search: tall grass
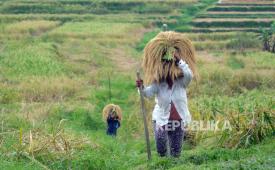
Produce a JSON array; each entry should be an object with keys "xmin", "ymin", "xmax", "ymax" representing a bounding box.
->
[
  {"xmin": 5, "ymin": 20, "xmax": 60, "ymax": 35},
  {"xmin": 0, "ymin": 41, "xmax": 67, "ymax": 78}
]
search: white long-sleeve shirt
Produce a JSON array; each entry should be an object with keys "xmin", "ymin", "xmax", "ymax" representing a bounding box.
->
[{"xmin": 141, "ymin": 60, "xmax": 193, "ymax": 126}]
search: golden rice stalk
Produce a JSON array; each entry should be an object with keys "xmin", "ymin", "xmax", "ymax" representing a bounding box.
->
[
  {"xmin": 142, "ymin": 31, "xmax": 198, "ymax": 85},
  {"xmin": 184, "ymin": 129, "xmax": 197, "ymax": 146},
  {"xmin": 29, "ymin": 130, "xmax": 33, "ymax": 154},
  {"xmin": 102, "ymin": 104, "xmax": 122, "ymax": 121}
]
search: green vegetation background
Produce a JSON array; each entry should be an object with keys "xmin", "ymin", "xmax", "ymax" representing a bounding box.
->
[{"xmin": 0, "ymin": 0, "xmax": 274, "ymax": 169}]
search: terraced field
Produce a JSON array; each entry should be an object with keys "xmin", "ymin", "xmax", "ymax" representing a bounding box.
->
[
  {"xmin": 186, "ymin": 0, "xmax": 275, "ymax": 51},
  {"xmin": 192, "ymin": 0, "xmax": 274, "ymax": 32}
]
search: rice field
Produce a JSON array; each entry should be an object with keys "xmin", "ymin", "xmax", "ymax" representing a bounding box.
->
[
  {"xmin": 220, "ymin": 0, "xmax": 274, "ymax": 4},
  {"xmin": 0, "ymin": 0, "xmax": 275, "ymax": 169},
  {"xmin": 187, "ymin": 0, "xmax": 275, "ymax": 51}
]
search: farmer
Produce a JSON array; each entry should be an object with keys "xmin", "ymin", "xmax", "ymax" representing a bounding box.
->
[
  {"xmin": 103, "ymin": 104, "xmax": 122, "ymax": 136},
  {"xmin": 136, "ymin": 31, "xmax": 197, "ymax": 157}
]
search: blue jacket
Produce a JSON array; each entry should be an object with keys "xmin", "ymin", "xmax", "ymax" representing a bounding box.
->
[{"xmin": 106, "ymin": 116, "xmax": 120, "ymax": 136}]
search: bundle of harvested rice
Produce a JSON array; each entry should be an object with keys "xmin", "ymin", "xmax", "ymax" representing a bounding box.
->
[
  {"xmin": 102, "ymin": 104, "xmax": 122, "ymax": 121},
  {"xmin": 142, "ymin": 31, "xmax": 198, "ymax": 85}
]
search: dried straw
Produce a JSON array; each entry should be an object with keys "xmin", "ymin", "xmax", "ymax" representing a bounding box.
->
[
  {"xmin": 102, "ymin": 104, "xmax": 122, "ymax": 121},
  {"xmin": 142, "ymin": 31, "xmax": 198, "ymax": 85}
]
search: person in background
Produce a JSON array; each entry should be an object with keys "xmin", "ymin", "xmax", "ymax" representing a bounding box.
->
[{"xmin": 106, "ymin": 108, "xmax": 121, "ymax": 136}]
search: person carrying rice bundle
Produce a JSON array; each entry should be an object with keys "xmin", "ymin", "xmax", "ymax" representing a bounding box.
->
[
  {"xmin": 102, "ymin": 104, "xmax": 122, "ymax": 136},
  {"xmin": 136, "ymin": 31, "xmax": 198, "ymax": 157}
]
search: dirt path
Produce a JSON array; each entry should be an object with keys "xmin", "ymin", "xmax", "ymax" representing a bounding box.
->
[
  {"xmin": 110, "ymin": 48, "xmax": 140, "ymax": 72},
  {"xmin": 197, "ymin": 51, "xmax": 223, "ymax": 64},
  {"xmin": 109, "ymin": 27, "xmax": 152, "ymax": 72}
]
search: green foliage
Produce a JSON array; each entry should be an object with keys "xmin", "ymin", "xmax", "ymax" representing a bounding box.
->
[
  {"xmin": 0, "ymin": 1, "xmax": 189, "ymax": 14},
  {"xmin": 187, "ymin": 28, "xmax": 261, "ymax": 33},
  {"xmin": 208, "ymin": 6, "xmax": 275, "ymax": 12},
  {"xmin": 136, "ymin": 30, "xmax": 159, "ymax": 51},
  {"xmin": 168, "ymin": 0, "xmax": 218, "ymax": 32},
  {"xmin": 192, "ymin": 21, "xmax": 273, "ymax": 28},
  {"xmin": 227, "ymin": 56, "xmax": 245, "ymax": 69},
  {"xmin": 0, "ymin": 41, "xmax": 67, "ymax": 78},
  {"xmin": 0, "ymin": 89, "xmax": 21, "ymax": 104},
  {"xmin": 259, "ymin": 22, "xmax": 275, "ymax": 52},
  {"xmin": 197, "ymin": 13, "xmax": 275, "ymax": 19}
]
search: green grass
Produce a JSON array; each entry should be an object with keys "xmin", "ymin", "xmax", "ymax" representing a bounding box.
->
[
  {"xmin": 191, "ymin": 21, "xmax": 273, "ymax": 28},
  {"xmin": 217, "ymin": 3, "xmax": 275, "ymax": 6},
  {"xmin": 187, "ymin": 32, "xmax": 242, "ymax": 41},
  {"xmin": 168, "ymin": 137, "xmax": 275, "ymax": 169},
  {"xmin": 163, "ymin": 0, "xmax": 218, "ymax": 32},
  {"xmin": 136, "ymin": 30, "xmax": 160, "ymax": 51},
  {"xmin": 208, "ymin": 6, "xmax": 275, "ymax": 12},
  {"xmin": 50, "ymin": 21, "xmax": 141, "ymax": 36},
  {"xmin": 0, "ymin": 40, "xmax": 67, "ymax": 78},
  {"xmin": 227, "ymin": 56, "xmax": 245, "ymax": 69},
  {"xmin": 0, "ymin": 1, "xmax": 192, "ymax": 14},
  {"xmin": 197, "ymin": 13, "xmax": 275, "ymax": 19}
]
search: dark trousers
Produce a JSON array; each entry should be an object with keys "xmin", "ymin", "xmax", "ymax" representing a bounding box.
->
[{"xmin": 153, "ymin": 120, "xmax": 184, "ymax": 157}]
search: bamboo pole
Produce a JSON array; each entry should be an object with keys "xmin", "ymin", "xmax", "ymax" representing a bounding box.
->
[{"xmin": 136, "ymin": 71, "xmax": 151, "ymax": 161}]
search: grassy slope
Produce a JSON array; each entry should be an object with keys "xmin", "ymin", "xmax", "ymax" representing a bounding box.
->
[{"xmin": 0, "ymin": 0, "xmax": 275, "ymax": 169}]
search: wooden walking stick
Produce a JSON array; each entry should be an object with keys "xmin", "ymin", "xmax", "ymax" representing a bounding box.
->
[{"xmin": 136, "ymin": 71, "xmax": 152, "ymax": 161}]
